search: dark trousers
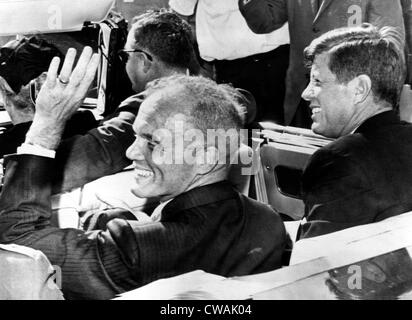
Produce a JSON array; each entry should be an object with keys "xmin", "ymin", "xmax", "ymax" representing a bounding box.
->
[{"xmin": 214, "ymin": 44, "xmax": 290, "ymax": 124}]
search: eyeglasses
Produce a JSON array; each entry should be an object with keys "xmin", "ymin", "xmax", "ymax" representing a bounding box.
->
[{"xmin": 118, "ymin": 49, "xmax": 153, "ymax": 64}]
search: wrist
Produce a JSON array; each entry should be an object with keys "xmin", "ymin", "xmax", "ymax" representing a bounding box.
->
[{"xmin": 25, "ymin": 116, "xmax": 66, "ymax": 150}]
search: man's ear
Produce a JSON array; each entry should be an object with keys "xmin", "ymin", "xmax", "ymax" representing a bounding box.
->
[
  {"xmin": 142, "ymin": 54, "xmax": 153, "ymax": 74},
  {"xmin": 352, "ymin": 74, "xmax": 372, "ymax": 105}
]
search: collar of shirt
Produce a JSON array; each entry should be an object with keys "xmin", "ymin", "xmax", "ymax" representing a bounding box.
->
[{"xmin": 151, "ymin": 198, "xmax": 174, "ymax": 222}]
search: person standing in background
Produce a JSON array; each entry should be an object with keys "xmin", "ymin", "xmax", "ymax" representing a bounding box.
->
[
  {"xmin": 401, "ymin": 0, "xmax": 412, "ymax": 85},
  {"xmin": 114, "ymin": 0, "xmax": 169, "ymax": 24},
  {"xmin": 170, "ymin": 0, "xmax": 290, "ymax": 124},
  {"xmin": 239, "ymin": 0, "xmax": 406, "ymax": 128}
]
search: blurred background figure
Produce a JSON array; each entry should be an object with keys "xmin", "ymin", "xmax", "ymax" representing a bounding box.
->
[
  {"xmin": 0, "ymin": 37, "xmax": 98, "ymax": 158},
  {"xmin": 401, "ymin": 0, "xmax": 412, "ymax": 85},
  {"xmin": 239, "ymin": 0, "xmax": 407, "ymax": 128},
  {"xmin": 114, "ymin": 0, "xmax": 169, "ymax": 24},
  {"xmin": 170, "ymin": 0, "xmax": 290, "ymax": 124}
]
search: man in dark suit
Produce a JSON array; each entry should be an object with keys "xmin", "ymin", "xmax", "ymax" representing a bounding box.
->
[
  {"xmin": 41, "ymin": 9, "xmax": 254, "ymax": 195},
  {"xmin": 239, "ymin": 0, "xmax": 406, "ymax": 127},
  {"xmin": 297, "ymin": 24, "xmax": 412, "ymax": 239},
  {"xmin": 0, "ymin": 39, "xmax": 287, "ymax": 300},
  {"xmin": 23, "ymin": 9, "xmax": 201, "ymax": 194}
]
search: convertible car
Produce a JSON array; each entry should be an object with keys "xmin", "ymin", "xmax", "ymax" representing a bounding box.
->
[{"xmin": 1, "ymin": 0, "xmax": 412, "ymax": 301}]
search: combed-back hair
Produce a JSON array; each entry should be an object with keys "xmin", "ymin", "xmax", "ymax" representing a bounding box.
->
[
  {"xmin": 304, "ymin": 24, "xmax": 406, "ymax": 109},
  {"xmin": 131, "ymin": 9, "xmax": 200, "ymax": 74},
  {"xmin": 145, "ymin": 75, "xmax": 246, "ymax": 133}
]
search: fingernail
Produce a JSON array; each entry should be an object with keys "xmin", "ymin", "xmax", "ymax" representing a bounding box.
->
[
  {"xmin": 67, "ymin": 48, "xmax": 77, "ymax": 55},
  {"xmin": 92, "ymin": 53, "xmax": 100, "ymax": 61}
]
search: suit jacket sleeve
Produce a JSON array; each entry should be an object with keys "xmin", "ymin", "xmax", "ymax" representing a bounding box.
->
[
  {"xmin": 51, "ymin": 99, "xmax": 140, "ymax": 194},
  {"xmin": 368, "ymin": 0, "xmax": 406, "ymax": 43},
  {"xmin": 299, "ymin": 148, "xmax": 376, "ymax": 239},
  {"xmin": 0, "ymin": 155, "xmax": 141, "ymax": 300},
  {"xmin": 401, "ymin": 0, "xmax": 412, "ymax": 84},
  {"xmin": 402, "ymin": 0, "xmax": 412, "ymax": 51},
  {"xmin": 238, "ymin": 0, "xmax": 287, "ymax": 34}
]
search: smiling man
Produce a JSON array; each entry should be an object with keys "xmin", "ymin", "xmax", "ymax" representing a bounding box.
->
[
  {"xmin": 297, "ymin": 24, "xmax": 412, "ymax": 239},
  {"xmin": 125, "ymin": 77, "xmax": 245, "ymax": 202},
  {"xmin": 34, "ymin": 9, "xmax": 201, "ymax": 194},
  {"xmin": 0, "ymin": 58, "xmax": 287, "ymax": 299},
  {"xmin": 239, "ymin": 0, "xmax": 408, "ymax": 127}
]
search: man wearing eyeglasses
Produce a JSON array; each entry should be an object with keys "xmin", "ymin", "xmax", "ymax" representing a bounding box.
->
[
  {"xmin": 40, "ymin": 9, "xmax": 202, "ymax": 194},
  {"xmin": 0, "ymin": 9, "xmax": 287, "ymax": 299},
  {"xmin": 43, "ymin": 9, "xmax": 252, "ymax": 195},
  {"xmin": 120, "ymin": 11, "xmax": 200, "ymax": 94}
]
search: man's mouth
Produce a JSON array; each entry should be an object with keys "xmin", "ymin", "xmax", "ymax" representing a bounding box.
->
[
  {"xmin": 134, "ymin": 168, "xmax": 154, "ymax": 178},
  {"xmin": 311, "ymin": 106, "xmax": 322, "ymax": 115},
  {"xmin": 133, "ymin": 163, "xmax": 154, "ymax": 179}
]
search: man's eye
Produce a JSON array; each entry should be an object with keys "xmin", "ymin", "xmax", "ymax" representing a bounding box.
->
[
  {"xmin": 148, "ymin": 142, "xmax": 156, "ymax": 150},
  {"xmin": 313, "ymin": 79, "xmax": 322, "ymax": 86}
]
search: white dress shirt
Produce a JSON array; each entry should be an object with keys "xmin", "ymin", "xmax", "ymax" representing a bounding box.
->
[{"xmin": 169, "ymin": 0, "xmax": 290, "ymax": 61}]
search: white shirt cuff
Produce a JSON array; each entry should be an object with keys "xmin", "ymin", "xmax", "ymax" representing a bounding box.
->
[{"xmin": 17, "ymin": 143, "xmax": 56, "ymax": 159}]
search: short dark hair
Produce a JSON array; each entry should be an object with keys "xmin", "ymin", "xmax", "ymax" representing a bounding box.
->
[
  {"xmin": 131, "ymin": 9, "xmax": 199, "ymax": 74},
  {"xmin": 304, "ymin": 24, "xmax": 406, "ymax": 108}
]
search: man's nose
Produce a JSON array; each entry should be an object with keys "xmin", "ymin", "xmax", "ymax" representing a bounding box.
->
[
  {"xmin": 302, "ymin": 84, "xmax": 314, "ymax": 102},
  {"xmin": 126, "ymin": 139, "xmax": 145, "ymax": 161}
]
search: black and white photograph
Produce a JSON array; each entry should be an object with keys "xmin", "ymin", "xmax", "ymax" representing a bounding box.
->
[{"xmin": 0, "ymin": 0, "xmax": 412, "ymax": 308}]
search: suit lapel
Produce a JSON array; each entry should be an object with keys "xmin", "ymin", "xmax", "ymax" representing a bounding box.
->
[
  {"xmin": 310, "ymin": 0, "xmax": 320, "ymax": 14},
  {"xmin": 313, "ymin": 0, "xmax": 334, "ymax": 25}
]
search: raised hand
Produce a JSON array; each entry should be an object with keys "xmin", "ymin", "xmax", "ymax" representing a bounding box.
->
[{"xmin": 26, "ymin": 47, "xmax": 100, "ymax": 150}]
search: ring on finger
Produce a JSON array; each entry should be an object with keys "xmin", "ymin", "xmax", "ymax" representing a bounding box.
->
[{"xmin": 58, "ymin": 76, "xmax": 70, "ymax": 85}]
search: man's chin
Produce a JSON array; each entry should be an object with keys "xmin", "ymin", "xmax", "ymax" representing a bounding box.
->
[
  {"xmin": 132, "ymin": 82, "xmax": 144, "ymax": 94},
  {"xmin": 131, "ymin": 189, "xmax": 148, "ymax": 199},
  {"xmin": 311, "ymin": 123, "xmax": 322, "ymax": 135},
  {"xmin": 312, "ymin": 125, "xmax": 336, "ymax": 139},
  {"xmin": 130, "ymin": 185, "xmax": 156, "ymax": 199}
]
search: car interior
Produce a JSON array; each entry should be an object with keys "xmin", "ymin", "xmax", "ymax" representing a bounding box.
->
[{"xmin": 1, "ymin": 0, "xmax": 412, "ymax": 301}]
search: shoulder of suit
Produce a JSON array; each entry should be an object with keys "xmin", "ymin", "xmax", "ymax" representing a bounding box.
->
[
  {"xmin": 306, "ymin": 133, "xmax": 372, "ymax": 174},
  {"xmin": 318, "ymin": 133, "xmax": 369, "ymax": 156}
]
